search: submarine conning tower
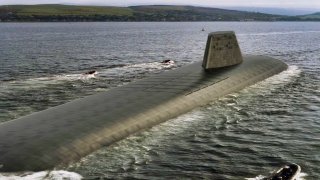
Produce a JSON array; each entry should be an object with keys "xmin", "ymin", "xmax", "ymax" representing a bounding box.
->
[
  {"xmin": 0, "ymin": 31, "xmax": 287, "ymax": 172},
  {"xmin": 202, "ymin": 31, "xmax": 243, "ymax": 70}
]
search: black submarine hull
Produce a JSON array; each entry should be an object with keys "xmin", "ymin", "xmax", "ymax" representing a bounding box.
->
[{"xmin": 0, "ymin": 55, "xmax": 287, "ymax": 172}]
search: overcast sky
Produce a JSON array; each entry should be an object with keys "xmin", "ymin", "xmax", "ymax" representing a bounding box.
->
[{"xmin": 0, "ymin": 0, "xmax": 319, "ymax": 9}]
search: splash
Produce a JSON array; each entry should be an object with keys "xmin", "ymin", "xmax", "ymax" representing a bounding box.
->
[
  {"xmin": 239, "ymin": 65, "xmax": 301, "ymax": 96},
  {"xmin": 98, "ymin": 61, "xmax": 176, "ymax": 78},
  {"xmin": 246, "ymin": 172, "xmax": 308, "ymax": 180},
  {"xmin": 0, "ymin": 73, "xmax": 97, "ymax": 90},
  {"xmin": 0, "ymin": 61, "xmax": 176, "ymax": 91},
  {"xmin": 257, "ymin": 65, "xmax": 301, "ymax": 86},
  {"xmin": 0, "ymin": 170, "xmax": 82, "ymax": 180}
]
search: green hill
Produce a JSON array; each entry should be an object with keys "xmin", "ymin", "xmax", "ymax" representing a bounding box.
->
[
  {"xmin": 0, "ymin": 4, "xmax": 132, "ymax": 16},
  {"xmin": 297, "ymin": 12, "xmax": 320, "ymax": 20},
  {"xmin": 0, "ymin": 4, "xmax": 133, "ymax": 21},
  {"xmin": 129, "ymin": 5, "xmax": 283, "ymax": 21},
  {"xmin": 0, "ymin": 4, "xmax": 316, "ymax": 22}
]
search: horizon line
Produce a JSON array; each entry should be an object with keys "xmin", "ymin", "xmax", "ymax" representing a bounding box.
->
[{"xmin": 0, "ymin": 3, "xmax": 319, "ymax": 10}]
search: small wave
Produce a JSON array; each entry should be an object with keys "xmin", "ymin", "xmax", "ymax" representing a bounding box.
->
[
  {"xmin": 297, "ymin": 172, "xmax": 308, "ymax": 180},
  {"xmin": 88, "ymin": 63, "xmax": 127, "ymax": 69},
  {"xmin": 32, "ymin": 73, "xmax": 96, "ymax": 83},
  {"xmin": 0, "ymin": 61, "xmax": 176, "ymax": 90},
  {"xmin": 96, "ymin": 61, "xmax": 176, "ymax": 79},
  {"xmin": 128, "ymin": 61, "xmax": 175, "ymax": 69},
  {"xmin": 249, "ymin": 65, "xmax": 301, "ymax": 91},
  {"xmin": 245, "ymin": 174, "xmax": 266, "ymax": 180},
  {"xmin": 239, "ymin": 30, "xmax": 320, "ymax": 36},
  {"xmin": 0, "ymin": 73, "xmax": 96, "ymax": 90},
  {"xmin": 212, "ymin": 65, "xmax": 301, "ymax": 103},
  {"xmin": 246, "ymin": 172, "xmax": 308, "ymax": 180},
  {"xmin": 259, "ymin": 109, "xmax": 290, "ymax": 116},
  {"xmin": 0, "ymin": 170, "xmax": 82, "ymax": 180}
]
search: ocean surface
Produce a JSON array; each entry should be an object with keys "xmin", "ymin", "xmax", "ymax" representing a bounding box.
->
[{"xmin": 0, "ymin": 22, "xmax": 319, "ymax": 179}]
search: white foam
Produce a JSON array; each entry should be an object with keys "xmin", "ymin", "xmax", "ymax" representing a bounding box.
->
[
  {"xmin": 0, "ymin": 61, "xmax": 176, "ymax": 91},
  {"xmin": 97, "ymin": 61, "xmax": 176, "ymax": 79},
  {"xmin": 297, "ymin": 172, "xmax": 308, "ymax": 180},
  {"xmin": 0, "ymin": 170, "xmax": 82, "ymax": 180},
  {"xmin": 246, "ymin": 172, "xmax": 308, "ymax": 180},
  {"xmin": 245, "ymin": 174, "xmax": 265, "ymax": 180},
  {"xmin": 128, "ymin": 61, "xmax": 175, "ymax": 69},
  {"xmin": 1, "ymin": 73, "xmax": 97, "ymax": 90},
  {"xmin": 32, "ymin": 74, "xmax": 93, "ymax": 83},
  {"xmin": 244, "ymin": 65, "xmax": 301, "ymax": 93}
]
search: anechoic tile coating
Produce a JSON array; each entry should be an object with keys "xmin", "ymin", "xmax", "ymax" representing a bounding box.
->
[{"xmin": 0, "ymin": 55, "xmax": 287, "ymax": 172}]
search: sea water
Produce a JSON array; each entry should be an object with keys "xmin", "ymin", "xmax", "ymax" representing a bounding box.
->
[{"xmin": 0, "ymin": 22, "xmax": 319, "ymax": 179}]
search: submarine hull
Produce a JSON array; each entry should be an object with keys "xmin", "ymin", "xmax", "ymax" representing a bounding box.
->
[{"xmin": 0, "ymin": 55, "xmax": 287, "ymax": 172}]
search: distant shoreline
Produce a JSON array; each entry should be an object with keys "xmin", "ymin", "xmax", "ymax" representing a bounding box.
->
[
  {"xmin": 1, "ymin": 20, "xmax": 319, "ymax": 23},
  {"xmin": 1, "ymin": 4, "xmax": 319, "ymax": 22}
]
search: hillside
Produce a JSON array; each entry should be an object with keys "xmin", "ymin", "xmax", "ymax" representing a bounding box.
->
[
  {"xmin": 129, "ymin": 5, "xmax": 283, "ymax": 21},
  {"xmin": 0, "ymin": 4, "xmax": 316, "ymax": 22},
  {"xmin": 0, "ymin": 4, "xmax": 134, "ymax": 21},
  {"xmin": 297, "ymin": 12, "xmax": 320, "ymax": 20}
]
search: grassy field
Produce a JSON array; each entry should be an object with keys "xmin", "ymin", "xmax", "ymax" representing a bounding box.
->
[
  {"xmin": 0, "ymin": 4, "xmax": 133, "ymax": 16},
  {"xmin": 130, "ymin": 5, "xmax": 190, "ymax": 12}
]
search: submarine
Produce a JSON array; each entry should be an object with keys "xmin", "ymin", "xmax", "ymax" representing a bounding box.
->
[{"xmin": 0, "ymin": 31, "xmax": 287, "ymax": 172}]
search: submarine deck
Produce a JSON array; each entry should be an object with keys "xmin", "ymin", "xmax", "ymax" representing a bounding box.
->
[{"xmin": 0, "ymin": 55, "xmax": 287, "ymax": 171}]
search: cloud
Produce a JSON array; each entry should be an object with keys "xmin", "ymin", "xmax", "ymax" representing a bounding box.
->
[{"xmin": 0, "ymin": 0, "xmax": 319, "ymax": 9}]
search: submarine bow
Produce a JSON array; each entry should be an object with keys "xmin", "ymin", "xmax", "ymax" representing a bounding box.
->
[{"xmin": 0, "ymin": 31, "xmax": 287, "ymax": 172}]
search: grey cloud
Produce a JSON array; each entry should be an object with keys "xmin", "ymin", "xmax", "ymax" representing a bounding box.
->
[{"xmin": 0, "ymin": 0, "xmax": 319, "ymax": 9}]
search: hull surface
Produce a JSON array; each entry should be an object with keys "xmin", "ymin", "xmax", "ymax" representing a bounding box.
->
[{"xmin": 0, "ymin": 55, "xmax": 287, "ymax": 171}]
